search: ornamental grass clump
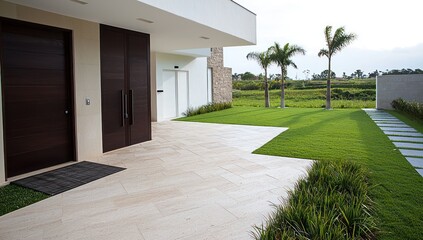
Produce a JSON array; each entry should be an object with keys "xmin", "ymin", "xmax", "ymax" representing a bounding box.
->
[
  {"xmin": 182, "ymin": 102, "xmax": 232, "ymax": 117},
  {"xmin": 392, "ymin": 98, "xmax": 423, "ymax": 120},
  {"xmin": 252, "ymin": 160, "xmax": 376, "ymax": 240}
]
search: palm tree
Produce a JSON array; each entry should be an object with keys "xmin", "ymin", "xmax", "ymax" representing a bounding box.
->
[
  {"xmin": 246, "ymin": 49, "xmax": 272, "ymax": 107},
  {"xmin": 269, "ymin": 43, "xmax": 306, "ymax": 108},
  {"xmin": 318, "ymin": 26, "xmax": 357, "ymax": 109}
]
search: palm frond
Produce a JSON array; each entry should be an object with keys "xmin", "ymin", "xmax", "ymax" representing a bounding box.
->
[
  {"xmin": 318, "ymin": 49, "xmax": 329, "ymax": 58},
  {"xmin": 287, "ymin": 44, "xmax": 306, "ymax": 57},
  {"xmin": 331, "ymin": 27, "xmax": 357, "ymax": 55},
  {"xmin": 324, "ymin": 25, "xmax": 333, "ymax": 48},
  {"xmin": 268, "ymin": 42, "xmax": 283, "ymax": 66},
  {"xmin": 286, "ymin": 59, "xmax": 298, "ymax": 69},
  {"xmin": 246, "ymin": 51, "xmax": 260, "ymax": 61},
  {"xmin": 246, "ymin": 50, "xmax": 272, "ymax": 70}
]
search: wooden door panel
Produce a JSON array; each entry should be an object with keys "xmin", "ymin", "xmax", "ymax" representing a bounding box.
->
[
  {"xmin": 100, "ymin": 26, "xmax": 127, "ymax": 152},
  {"xmin": 4, "ymin": 86, "xmax": 68, "ymax": 138},
  {"xmin": 1, "ymin": 18, "xmax": 74, "ymax": 177},
  {"xmin": 2, "ymin": 27, "xmax": 65, "ymax": 55},
  {"xmin": 3, "ymin": 68, "xmax": 66, "ymax": 86},
  {"xmin": 6, "ymin": 128, "xmax": 71, "ymax": 157},
  {"xmin": 7, "ymin": 143, "xmax": 72, "ymax": 177},
  {"xmin": 2, "ymin": 49, "xmax": 66, "ymax": 70},
  {"xmin": 128, "ymin": 33, "xmax": 151, "ymax": 144}
]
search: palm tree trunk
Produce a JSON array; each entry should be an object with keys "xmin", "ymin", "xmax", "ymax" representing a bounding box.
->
[
  {"xmin": 280, "ymin": 67, "xmax": 285, "ymax": 108},
  {"xmin": 264, "ymin": 68, "xmax": 270, "ymax": 107},
  {"xmin": 326, "ymin": 58, "xmax": 332, "ymax": 109}
]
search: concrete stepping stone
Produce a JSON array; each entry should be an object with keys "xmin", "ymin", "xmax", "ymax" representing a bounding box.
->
[
  {"xmin": 367, "ymin": 113, "xmax": 394, "ymax": 117},
  {"xmin": 384, "ymin": 131, "xmax": 423, "ymax": 137},
  {"xmin": 368, "ymin": 113, "xmax": 394, "ymax": 116},
  {"xmin": 372, "ymin": 118, "xmax": 399, "ymax": 121},
  {"xmin": 416, "ymin": 169, "xmax": 423, "ymax": 177},
  {"xmin": 375, "ymin": 120, "xmax": 404, "ymax": 122},
  {"xmin": 388, "ymin": 136, "xmax": 423, "ymax": 143},
  {"xmin": 380, "ymin": 127, "xmax": 417, "ymax": 132},
  {"xmin": 368, "ymin": 113, "xmax": 393, "ymax": 116},
  {"xmin": 375, "ymin": 121, "xmax": 404, "ymax": 125},
  {"xmin": 377, "ymin": 123, "xmax": 409, "ymax": 127},
  {"xmin": 367, "ymin": 114, "xmax": 396, "ymax": 118},
  {"xmin": 374, "ymin": 119, "xmax": 402, "ymax": 121},
  {"xmin": 406, "ymin": 157, "xmax": 423, "ymax": 168},
  {"xmin": 393, "ymin": 142, "xmax": 423, "ymax": 149},
  {"xmin": 399, "ymin": 149, "xmax": 423, "ymax": 157}
]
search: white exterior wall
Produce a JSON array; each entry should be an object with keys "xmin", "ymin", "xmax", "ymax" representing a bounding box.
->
[
  {"xmin": 376, "ymin": 74, "xmax": 423, "ymax": 109},
  {"xmin": 137, "ymin": 0, "xmax": 256, "ymax": 45},
  {"xmin": 0, "ymin": 1, "xmax": 103, "ymax": 183},
  {"xmin": 152, "ymin": 53, "xmax": 208, "ymax": 121}
]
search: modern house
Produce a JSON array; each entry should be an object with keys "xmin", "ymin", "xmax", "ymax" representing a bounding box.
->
[{"xmin": 0, "ymin": 0, "xmax": 256, "ymax": 184}]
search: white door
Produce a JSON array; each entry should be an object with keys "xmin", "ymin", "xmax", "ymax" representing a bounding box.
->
[
  {"xmin": 163, "ymin": 71, "xmax": 177, "ymax": 119},
  {"xmin": 162, "ymin": 70, "xmax": 189, "ymax": 119}
]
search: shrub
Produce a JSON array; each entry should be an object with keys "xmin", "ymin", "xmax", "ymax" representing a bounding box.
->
[
  {"xmin": 269, "ymin": 81, "xmax": 281, "ymax": 90},
  {"xmin": 233, "ymin": 80, "xmax": 262, "ymax": 90},
  {"xmin": 182, "ymin": 102, "xmax": 232, "ymax": 117},
  {"xmin": 332, "ymin": 89, "xmax": 375, "ymax": 101},
  {"xmin": 392, "ymin": 98, "xmax": 423, "ymax": 120},
  {"xmin": 252, "ymin": 160, "xmax": 376, "ymax": 240}
]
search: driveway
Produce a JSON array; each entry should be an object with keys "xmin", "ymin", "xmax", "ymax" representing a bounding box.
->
[{"xmin": 0, "ymin": 121, "xmax": 312, "ymax": 240}]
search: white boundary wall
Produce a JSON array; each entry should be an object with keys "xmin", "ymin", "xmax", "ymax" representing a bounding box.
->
[{"xmin": 376, "ymin": 74, "xmax": 423, "ymax": 109}]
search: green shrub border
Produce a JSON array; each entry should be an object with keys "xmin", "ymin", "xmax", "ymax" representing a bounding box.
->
[
  {"xmin": 391, "ymin": 98, "xmax": 423, "ymax": 120},
  {"xmin": 252, "ymin": 160, "xmax": 376, "ymax": 240},
  {"xmin": 182, "ymin": 102, "xmax": 232, "ymax": 117}
]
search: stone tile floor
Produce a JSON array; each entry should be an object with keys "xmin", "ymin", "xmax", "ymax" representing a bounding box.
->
[
  {"xmin": 0, "ymin": 121, "xmax": 312, "ymax": 240},
  {"xmin": 364, "ymin": 109, "xmax": 423, "ymax": 177}
]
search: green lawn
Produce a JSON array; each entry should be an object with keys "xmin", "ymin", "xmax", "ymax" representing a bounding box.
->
[
  {"xmin": 178, "ymin": 107, "xmax": 423, "ymax": 240},
  {"xmin": 0, "ymin": 184, "xmax": 48, "ymax": 216}
]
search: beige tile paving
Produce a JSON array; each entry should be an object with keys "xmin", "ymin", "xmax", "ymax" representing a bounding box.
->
[{"xmin": 0, "ymin": 121, "xmax": 312, "ymax": 240}]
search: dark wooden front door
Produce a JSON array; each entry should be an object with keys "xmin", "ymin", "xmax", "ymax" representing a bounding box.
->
[
  {"xmin": 100, "ymin": 25, "xmax": 151, "ymax": 152},
  {"xmin": 0, "ymin": 19, "xmax": 74, "ymax": 178}
]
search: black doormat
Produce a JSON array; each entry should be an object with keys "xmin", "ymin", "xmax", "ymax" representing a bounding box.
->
[{"xmin": 11, "ymin": 161, "xmax": 125, "ymax": 196}]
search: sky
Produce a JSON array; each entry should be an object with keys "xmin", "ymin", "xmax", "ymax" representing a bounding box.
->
[{"xmin": 224, "ymin": 0, "xmax": 423, "ymax": 79}]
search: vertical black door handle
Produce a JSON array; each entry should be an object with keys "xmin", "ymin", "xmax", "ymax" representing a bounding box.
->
[
  {"xmin": 129, "ymin": 89, "xmax": 135, "ymax": 125},
  {"xmin": 121, "ymin": 90, "xmax": 125, "ymax": 126},
  {"xmin": 124, "ymin": 93, "xmax": 129, "ymax": 119}
]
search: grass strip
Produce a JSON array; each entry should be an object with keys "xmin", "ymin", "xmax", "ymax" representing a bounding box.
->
[
  {"xmin": 0, "ymin": 184, "xmax": 48, "ymax": 216},
  {"xmin": 252, "ymin": 160, "xmax": 376, "ymax": 240}
]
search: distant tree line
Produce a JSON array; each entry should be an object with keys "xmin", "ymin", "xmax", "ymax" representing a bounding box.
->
[
  {"xmin": 232, "ymin": 72, "xmax": 287, "ymax": 81},
  {"xmin": 234, "ymin": 68, "xmax": 423, "ymax": 81}
]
